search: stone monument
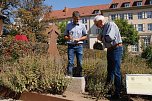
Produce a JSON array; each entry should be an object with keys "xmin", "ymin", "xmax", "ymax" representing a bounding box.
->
[{"xmin": 46, "ymin": 24, "xmax": 61, "ymax": 59}]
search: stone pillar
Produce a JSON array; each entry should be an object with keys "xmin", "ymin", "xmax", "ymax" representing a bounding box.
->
[{"xmin": 47, "ymin": 25, "xmax": 61, "ymax": 59}]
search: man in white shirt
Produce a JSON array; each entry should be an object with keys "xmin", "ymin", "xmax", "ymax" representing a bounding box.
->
[{"xmin": 64, "ymin": 11, "xmax": 87, "ymax": 77}]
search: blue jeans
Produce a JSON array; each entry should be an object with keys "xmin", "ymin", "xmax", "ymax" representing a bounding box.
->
[
  {"xmin": 106, "ymin": 46, "xmax": 123, "ymax": 95},
  {"xmin": 67, "ymin": 45, "xmax": 83, "ymax": 76}
]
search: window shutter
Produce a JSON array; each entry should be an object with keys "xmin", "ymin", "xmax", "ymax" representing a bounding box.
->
[
  {"xmin": 134, "ymin": 24, "xmax": 137, "ymax": 31},
  {"xmin": 143, "ymin": 24, "xmax": 145, "ymax": 31},
  {"xmin": 145, "ymin": 12, "xmax": 147, "ymax": 18}
]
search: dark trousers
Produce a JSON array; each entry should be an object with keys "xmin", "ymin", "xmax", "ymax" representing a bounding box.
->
[
  {"xmin": 106, "ymin": 46, "xmax": 123, "ymax": 95},
  {"xmin": 67, "ymin": 45, "xmax": 83, "ymax": 77}
]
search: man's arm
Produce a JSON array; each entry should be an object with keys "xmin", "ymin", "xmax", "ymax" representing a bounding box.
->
[
  {"xmin": 64, "ymin": 24, "xmax": 72, "ymax": 41},
  {"xmin": 74, "ymin": 35, "xmax": 87, "ymax": 42},
  {"xmin": 104, "ymin": 22, "xmax": 115, "ymax": 42}
]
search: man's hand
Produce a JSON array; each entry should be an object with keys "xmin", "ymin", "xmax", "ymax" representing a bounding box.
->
[
  {"xmin": 64, "ymin": 35, "xmax": 73, "ymax": 41},
  {"xmin": 74, "ymin": 38, "xmax": 80, "ymax": 42}
]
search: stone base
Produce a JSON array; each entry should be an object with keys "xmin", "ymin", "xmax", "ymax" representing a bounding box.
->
[{"xmin": 65, "ymin": 77, "xmax": 85, "ymax": 94}]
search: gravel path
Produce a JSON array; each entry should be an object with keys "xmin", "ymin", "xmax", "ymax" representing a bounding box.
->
[
  {"xmin": 0, "ymin": 92, "xmax": 149, "ymax": 101},
  {"xmin": 51, "ymin": 91, "xmax": 108, "ymax": 101},
  {"xmin": 50, "ymin": 91, "xmax": 149, "ymax": 101}
]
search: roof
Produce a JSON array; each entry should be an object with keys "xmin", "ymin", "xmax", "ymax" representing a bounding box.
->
[
  {"xmin": 110, "ymin": 0, "xmax": 147, "ymax": 8},
  {"xmin": 44, "ymin": 4, "xmax": 109, "ymax": 20},
  {"xmin": 44, "ymin": 0, "xmax": 151, "ymax": 20}
]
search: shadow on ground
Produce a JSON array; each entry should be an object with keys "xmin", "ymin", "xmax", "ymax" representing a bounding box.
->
[{"xmin": 104, "ymin": 94, "xmax": 152, "ymax": 101}]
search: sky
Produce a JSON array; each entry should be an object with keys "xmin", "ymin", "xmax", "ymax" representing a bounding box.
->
[{"xmin": 44, "ymin": 0, "xmax": 112, "ymax": 10}]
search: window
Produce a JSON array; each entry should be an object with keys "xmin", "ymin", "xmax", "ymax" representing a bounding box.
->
[
  {"xmin": 85, "ymin": 25, "xmax": 88, "ymax": 30},
  {"xmin": 119, "ymin": 13, "xmax": 133, "ymax": 20},
  {"xmin": 128, "ymin": 13, "xmax": 133, "ymax": 19},
  {"xmin": 138, "ymin": 12, "xmax": 146, "ymax": 19},
  {"xmin": 138, "ymin": 24, "xmax": 143, "ymax": 31},
  {"xmin": 124, "ymin": 3, "xmax": 130, "ymax": 7},
  {"xmin": 137, "ymin": 1, "xmax": 142, "ymax": 6},
  {"xmin": 67, "ymin": 21, "xmax": 70, "ymax": 23},
  {"xmin": 68, "ymin": 19, "xmax": 72, "ymax": 23},
  {"xmin": 143, "ymin": 37, "xmax": 151, "ymax": 47},
  {"xmin": 138, "ymin": 12, "xmax": 142, "ymax": 19},
  {"xmin": 131, "ymin": 44, "xmax": 139, "ymax": 52},
  {"xmin": 94, "ymin": 10, "xmax": 100, "ymax": 14},
  {"xmin": 111, "ymin": 4, "xmax": 117, "ymax": 8},
  {"xmin": 119, "ymin": 14, "xmax": 124, "ymax": 19},
  {"xmin": 147, "ymin": 11, "xmax": 152, "ymax": 18},
  {"xmin": 111, "ymin": 14, "xmax": 116, "ymax": 20},
  {"xmin": 124, "ymin": 13, "xmax": 128, "ymax": 19},
  {"xmin": 148, "ymin": 23, "xmax": 152, "ymax": 31},
  {"xmin": 150, "ymin": 0, "xmax": 152, "ymax": 5},
  {"xmin": 82, "ymin": 18, "xmax": 87, "ymax": 23}
]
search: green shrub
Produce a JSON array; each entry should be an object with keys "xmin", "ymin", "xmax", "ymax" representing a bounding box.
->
[
  {"xmin": 0, "ymin": 36, "xmax": 49, "ymax": 63},
  {"xmin": 0, "ymin": 55, "xmax": 68, "ymax": 94},
  {"xmin": 1, "ymin": 43, "xmax": 152, "ymax": 100},
  {"xmin": 141, "ymin": 45, "xmax": 152, "ymax": 59},
  {"xmin": 0, "ymin": 36, "xmax": 33, "ymax": 63},
  {"xmin": 82, "ymin": 50, "xmax": 107, "ymax": 99},
  {"xmin": 141, "ymin": 44, "xmax": 152, "ymax": 68}
]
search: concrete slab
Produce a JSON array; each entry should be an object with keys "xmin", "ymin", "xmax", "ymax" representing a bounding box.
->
[{"xmin": 65, "ymin": 77, "xmax": 85, "ymax": 94}]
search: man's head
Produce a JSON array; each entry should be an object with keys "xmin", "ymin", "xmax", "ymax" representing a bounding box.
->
[
  {"xmin": 94, "ymin": 15, "xmax": 105, "ymax": 28},
  {"xmin": 72, "ymin": 11, "xmax": 80, "ymax": 24}
]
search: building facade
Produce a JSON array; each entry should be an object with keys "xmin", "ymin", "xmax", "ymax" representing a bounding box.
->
[
  {"xmin": 46, "ymin": 0, "xmax": 152, "ymax": 52},
  {"xmin": 104, "ymin": 0, "xmax": 152, "ymax": 53}
]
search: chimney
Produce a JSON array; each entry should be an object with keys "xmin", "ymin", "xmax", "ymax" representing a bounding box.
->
[
  {"xmin": 63, "ymin": 7, "xmax": 67, "ymax": 12},
  {"xmin": 63, "ymin": 7, "xmax": 68, "ymax": 16}
]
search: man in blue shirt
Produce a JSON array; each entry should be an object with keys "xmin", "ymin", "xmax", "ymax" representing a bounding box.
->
[
  {"xmin": 64, "ymin": 11, "xmax": 87, "ymax": 77},
  {"xmin": 94, "ymin": 15, "xmax": 123, "ymax": 99}
]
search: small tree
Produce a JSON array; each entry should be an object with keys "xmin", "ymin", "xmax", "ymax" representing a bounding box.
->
[
  {"xmin": 114, "ymin": 19, "xmax": 139, "ymax": 45},
  {"xmin": 114, "ymin": 19, "xmax": 139, "ymax": 60},
  {"xmin": 12, "ymin": 0, "xmax": 52, "ymax": 42},
  {"xmin": 0, "ymin": 0, "xmax": 52, "ymax": 43},
  {"xmin": 141, "ymin": 44, "xmax": 152, "ymax": 68},
  {"xmin": 57, "ymin": 20, "xmax": 68, "ymax": 45}
]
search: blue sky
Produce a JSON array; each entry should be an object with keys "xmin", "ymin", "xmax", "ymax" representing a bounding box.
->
[{"xmin": 44, "ymin": 0, "xmax": 112, "ymax": 10}]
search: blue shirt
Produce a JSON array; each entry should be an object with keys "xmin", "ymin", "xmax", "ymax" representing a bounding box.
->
[
  {"xmin": 64, "ymin": 22, "xmax": 87, "ymax": 44},
  {"xmin": 101, "ymin": 21, "xmax": 122, "ymax": 48}
]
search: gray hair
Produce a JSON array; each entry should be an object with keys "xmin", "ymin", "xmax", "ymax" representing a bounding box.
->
[
  {"xmin": 94, "ymin": 15, "xmax": 105, "ymax": 23},
  {"xmin": 72, "ymin": 11, "xmax": 80, "ymax": 17}
]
